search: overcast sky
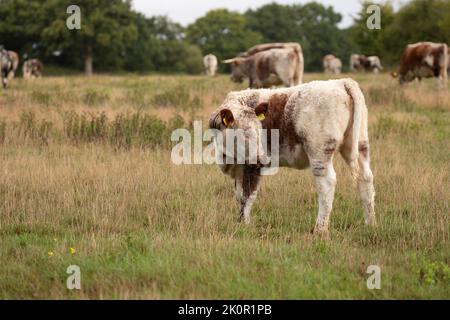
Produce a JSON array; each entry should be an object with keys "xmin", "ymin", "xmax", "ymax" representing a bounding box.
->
[{"xmin": 132, "ymin": 0, "xmax": 365, "ymax": 28}]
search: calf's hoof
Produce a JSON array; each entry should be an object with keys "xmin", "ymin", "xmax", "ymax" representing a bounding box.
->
[
  {"xmin": 238, "ymin": 215, "xmax": 251, "ymax": 225},
  {"xmin": 365, "ymin": 217, "xmax": 377, "ymax": 228},
  {"xmin": 312, "ymin": 225, "xmax": 329, "ymax": 236}
]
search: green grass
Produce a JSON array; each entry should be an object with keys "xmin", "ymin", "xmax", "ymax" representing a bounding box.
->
[{"xmin": 0, "ymin": 74, "xmax": 449, "ymax": 299}]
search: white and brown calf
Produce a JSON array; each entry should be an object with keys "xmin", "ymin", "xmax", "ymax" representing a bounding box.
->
[{"xmin": 209, "ymin": 79, "xmax": 376, "ymax": 233}]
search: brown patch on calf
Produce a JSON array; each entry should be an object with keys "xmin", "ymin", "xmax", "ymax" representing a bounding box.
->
[
  {"xmin": 359, "ymin": 141, "xmax": 370, "ymax": 159},
  {"xmin": 255, "ymin": 93, "xmax": 291, "ymax": 146},
  {"xmin": 324, "ymin": 138, "xmax": 337, "ymax": 157},
  {"xmin": 242, "ymin": 166, "xmax": 261, "ymax": 198}
]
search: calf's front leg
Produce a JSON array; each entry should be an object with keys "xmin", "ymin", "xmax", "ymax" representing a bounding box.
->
[{"xmin": 235, "ymin": 165, "xmax": 261, "ymax": 224}]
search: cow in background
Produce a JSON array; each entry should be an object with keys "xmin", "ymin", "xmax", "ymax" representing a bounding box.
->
[
  {"xmin": 23, "ymin": 59, "xmax": 43, "ymax": 79},
  {"xmin": 323, "ymin": 54, "xmax": 342, "ymax": 74},
  {"xmin": 7, "ymin": 51, "xmax": 19, "ymax": 79},
  {"xmin": 223, "ymin": 42, "xmax": 304, "ymax": 88},
  {"xmin": 393, "ymin": 42, "xmax": 448, "ymax": 87},
  {"xmin": 367, "ymin": 56, "xmax": 383, "ymax": 73},
  {"xmin": 350, "ymin": 54, "xmax": 383, "ymax": 73},
  {"xmin": 350, "ymin": 54, "xmax": 365, "ymax": 72},
  {"xmin": 447, "ymin": 47, "xmax": 450, "ymax": 76},
  {"xmin": 0, "ymin": 48, "xmax": 13, "ymax": 88},
  {"xmin": 203, "ymin": 54, "xmax": 218, "ymax": 76}
]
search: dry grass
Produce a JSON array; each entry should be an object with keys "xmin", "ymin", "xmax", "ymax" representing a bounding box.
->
[{"xmin": 0, "ymin": 73, "xmax": 449, "ymax": 299}]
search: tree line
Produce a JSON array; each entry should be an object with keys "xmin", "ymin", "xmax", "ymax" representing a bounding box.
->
[{"xmin": 0, "ymin": 0, "xmax": 449, "ymax": 75}]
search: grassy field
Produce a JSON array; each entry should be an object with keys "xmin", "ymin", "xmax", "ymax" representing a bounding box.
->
[{"xmin": 0, "ymin": 73, "xmax": 449, "ymax": 299}]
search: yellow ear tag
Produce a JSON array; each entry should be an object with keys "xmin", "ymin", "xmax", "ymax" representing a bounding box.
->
[
  {"xmin": 257, "ymin": 113, "xmax": 265, "ymax": 121},
  {"xmin": 223, "ymin": 117, "xmax": 228, "ymax": 126}
]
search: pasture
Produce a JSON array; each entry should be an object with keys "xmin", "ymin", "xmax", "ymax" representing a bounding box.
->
[{"xmin": 0, "ymin": 73, "xmax": 449, "ymax": 299}]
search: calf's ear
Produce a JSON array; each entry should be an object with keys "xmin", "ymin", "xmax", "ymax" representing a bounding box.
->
[
  {"xmin": 254, "ymin": 102, "xmax": 268, "ymax": 121},
  {"xmin": 220, "ymin": 109, "xmax": 234, "ymax": 127}
]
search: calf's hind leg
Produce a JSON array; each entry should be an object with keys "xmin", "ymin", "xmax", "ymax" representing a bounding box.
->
[
  {"xmin": 355, "ymin": 143, "xmax": 376, "ymax": 226},
  {"xmin": 311, "ymin": 158, "xmax": 337, "ymax": 234},
  {"xmin": 340, "ymin": 141, "xmax": 376, "ymax": 227}
]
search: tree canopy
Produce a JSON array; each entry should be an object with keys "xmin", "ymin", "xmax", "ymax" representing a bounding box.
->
[
  {"xmin": 0, "ymin": 0, "xmax": 449, "ymax": 74},
  {"xmin": 186, "ymin": 9, "xmax": 262, "ymax": 62}
]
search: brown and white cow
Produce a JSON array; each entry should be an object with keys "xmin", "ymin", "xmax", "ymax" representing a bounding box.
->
[
  {"xmin": 323, "ymin": 54, "xmax": 342, "ymax": 74},
  {"xmin": 243, "ymin": 42, "xmax": 302, "ymax": 58},
  {"xmin": 350, "ymin": 54, "xmax": 382, "ymax": 73},
  {"xmin": 23, "ymin": 59, "xmax": 43, "ymax": 79},
  {"xmin": 7, "ymin": 50, "xmax": 19, "ymax": 79},
  {"xmin": 203, "ymin": 54, "xmax": 218, "ymax": 76},
  {"xmin": 223, "ymin": 42, "xmax": 304, "ymax": 88},
  {"xmin": 447, "ymin": 47, "xmax": 450, "ymax": 75},
  {"xmin": 393, "ymin": 42, "xmax": 448, "ymax": 87},
  {"xmin": 209, "ymin": 78, "xmax": 375, "ymax": 233},
  {"xmin": 367, "ymin": 56, "xmax": 383, "ymax": 73}
]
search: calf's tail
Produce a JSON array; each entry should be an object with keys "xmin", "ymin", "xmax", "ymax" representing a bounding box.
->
[{"xmin": 344, "ymin": 79, "xmax": 366, "ymax": 177}]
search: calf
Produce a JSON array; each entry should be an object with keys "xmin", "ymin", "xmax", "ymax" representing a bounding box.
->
[{"xmin": 209, "ymin": 79, "xmax": 375, "ymax": 233}]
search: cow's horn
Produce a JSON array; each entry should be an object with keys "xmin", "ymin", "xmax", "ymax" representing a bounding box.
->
[{"xmin": 222, "ymin": 58, "xmax": 237, "ymax": 64}]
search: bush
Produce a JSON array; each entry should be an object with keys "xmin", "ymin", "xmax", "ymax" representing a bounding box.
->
[
  {"xmin": 373, "ymin": 115, "xmax": 421, "ymax": 139},
  {"xmin": 83, "ymin": 90, "xmax": 110, "ymax": 106},
  {"xmin": 62, "ymin": 111, "xmax": 185, "ymax": 148},
  {"xmin": 18, "ymin": 112, "xmax": 53, "ymax": 144},
  {"xmin": 0, "ymin": 121, "xmax": 6, "ymax": 144}
]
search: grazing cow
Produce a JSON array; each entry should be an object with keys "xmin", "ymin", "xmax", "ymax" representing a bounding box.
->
[
  {"xmin": 209, "ymin": 78, "xmax": 375, "ymax": 233},
  {"xmin": 350, "ymin": 54, "xmax": 365, "ymax": 72},
  {"xmin": 323, "ymin": 54, "xmax": 342, "ymax": 74},
  {"xmin": 23, "ymin": 59, "xmax": 43, "ymax": 79},
  {"xmin": 350, "ymin": 54, "xmax": 383, "ymax": 73},
  {"xmin": 223, "ymin": 42, "xmax": 304, "ymax": 88},
  {"xmin": 203, "ymin": 54, "xmax": 218, "ymax": 76},
  {"xmin": 244, "ymin": 42, "xmax": 302, "ymax": 58},
  {"xmin": 0, "ymin": 48, "xmax": 13, "ymax": 88},
  {"xmin": 7, "ymin": 51, "xmax": 19, "ymax": 79},
  {"xmin": 447, "ymin": 47, "xmax": 450, "ymax": 75},
  {"xmin": 393, "ymin": 42, "xmax": 448, "ymax": 87},
  {"xmin": 367, "ymin": 56, "xmax": 383, "ymax": 73}
]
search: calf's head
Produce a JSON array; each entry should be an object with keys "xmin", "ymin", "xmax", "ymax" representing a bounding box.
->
[{"xmin": 209, "ymin": 104, "xmax": 269, "ymax": 166}]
